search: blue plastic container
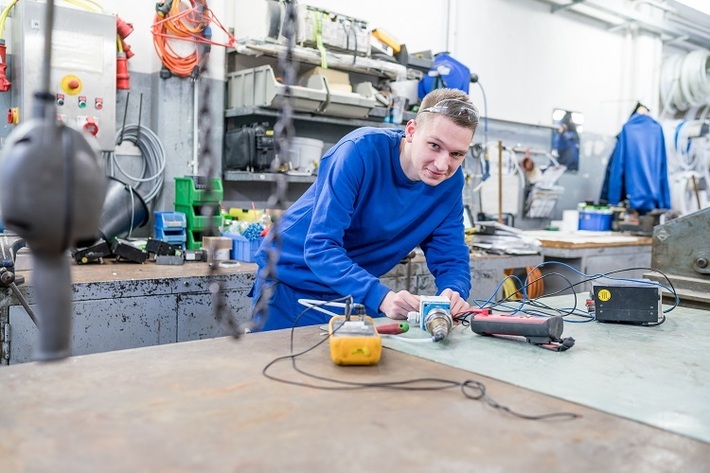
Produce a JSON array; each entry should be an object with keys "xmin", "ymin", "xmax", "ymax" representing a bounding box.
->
[
  {"xmin": 578, "ymin": 210, "xmax": 613, "ymax": 231},
  {"xmin": 223, "ymin": 234, "xmax": 263, "ymax": 263},
  {"xmin": 154, "ymin": 211, "xmax": 187, "ymax": 247}
]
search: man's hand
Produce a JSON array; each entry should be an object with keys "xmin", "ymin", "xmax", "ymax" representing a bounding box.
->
[
  {"xmin": 440, "ymin": 288, "xmax": 469, "ymax": 316},
  {"xmin": 379, "ymin": 290, "xmax": 420, "ymax": 319}
]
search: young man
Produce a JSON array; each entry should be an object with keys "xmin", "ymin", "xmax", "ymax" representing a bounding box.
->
[{"xmin": 251, "ymin": 88, "xmax": 479, "ymax": 330}]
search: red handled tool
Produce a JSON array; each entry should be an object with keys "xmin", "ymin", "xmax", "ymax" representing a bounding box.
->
[
  {"xmin": 376, "ymin": 322, "xmax": 409, "ymax": 335},
  {"xmin": 470, "ymin": 313, "xmax": 574, "ymax": 351}
]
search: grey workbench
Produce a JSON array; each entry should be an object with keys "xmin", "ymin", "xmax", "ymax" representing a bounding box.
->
[
  {"xmin": 1, "ymin": 251, "xmax": 541, "ymax": 364},
  {"xmin": 524, "ymin": 230, "xmax": 653, "ymax": 293},
  {"xmin": 0, "ymin": 322, "xmax": 707, "ymax": 472}
]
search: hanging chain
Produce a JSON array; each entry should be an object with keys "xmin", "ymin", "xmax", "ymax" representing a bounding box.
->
[
  {"xmin": 198, "ymin": 1, "xmax": 297, "ymax": 335},
  {"xmin": 250, "ymin": 0, "xmax": 298, "ymax": 330},
  {"xmin": 185, "ymin": 1, "xmax": 241, "ymax": 336}
]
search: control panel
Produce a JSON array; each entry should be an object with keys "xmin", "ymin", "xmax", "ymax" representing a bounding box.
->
[{"xmin": 6, "ymin": 0, "xmax": 116, "ymax": 151}]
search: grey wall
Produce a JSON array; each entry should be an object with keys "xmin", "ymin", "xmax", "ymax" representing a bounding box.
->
[{"xmin": 104, "ymin": 72, "xmax": 225, "ymax": 235}]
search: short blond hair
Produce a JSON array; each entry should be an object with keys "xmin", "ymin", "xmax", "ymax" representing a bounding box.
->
[{"xmin": 417, "ymin": 88, "xmax": 479, "ymax": 133}]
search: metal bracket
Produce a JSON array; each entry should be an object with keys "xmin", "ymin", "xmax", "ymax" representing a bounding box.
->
[
  {"xmin": 551, "ymin": 0, "xmax": 586, "ymax": 14},
  {"xmin": 2, "ymin": 322, "xmax": 10, "ymax": 364}
]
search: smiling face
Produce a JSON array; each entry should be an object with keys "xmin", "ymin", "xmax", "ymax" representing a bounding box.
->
[{"xmin": 401, "ymin": 114, "xmax": 474, "ymax": 185}]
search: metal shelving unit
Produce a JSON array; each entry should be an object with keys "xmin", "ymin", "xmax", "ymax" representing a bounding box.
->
[
  {"xmin": 225, "ymin": 105, "xmax": 412, "ymax": 129},
  {"xmin": 223, "ymin": 41, "xmax": 416, "ymax": 209},
  {"xmin": 223, "ymin": 170, "xmax": 316, "ymax": 184}
]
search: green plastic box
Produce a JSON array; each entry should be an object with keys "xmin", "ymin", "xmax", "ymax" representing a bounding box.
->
[
  {"xmin": 175, "ymin": 176, "xmax": 223, "ymax": 206},
  {"xmin": 174, "ymin": 203, "xmax": 222, "ymax": 231}
]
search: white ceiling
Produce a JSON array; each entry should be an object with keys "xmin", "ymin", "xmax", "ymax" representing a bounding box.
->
[{"xmin": 674, "ymin": 0, "xmax": 710, "ymax": 15}]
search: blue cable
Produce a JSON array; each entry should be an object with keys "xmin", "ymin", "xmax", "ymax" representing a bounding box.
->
[{"xmin": 469, "ymin": 260, "xmax": 678, "ymax": 326}]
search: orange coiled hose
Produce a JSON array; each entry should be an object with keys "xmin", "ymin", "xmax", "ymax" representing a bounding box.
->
[
  {"xmin": 524, "ymin": 266, "xmax": 545, "ymax": 299},
  {"xmin": 502, "ymin": 266, "xmax": 545, "ymax": 300},
  {"xmin": 152, "ymin": 1, "xmax": 210, "ymax": 77}
]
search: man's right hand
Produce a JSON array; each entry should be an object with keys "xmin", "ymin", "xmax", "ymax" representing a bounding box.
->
[{"xmin": 379, "ymin": 290, "xmax": 420, "ymax": 320}]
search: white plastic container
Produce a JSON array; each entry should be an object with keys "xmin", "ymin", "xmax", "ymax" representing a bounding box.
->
[
  {"xmin": 226, "ymin": 65, "xmax": 377, "ymax": 118},
  {"xmin": 291, "ymin": 137, "xmax": 324, "ymax": 174},
  {"xmin": 227, "ymin": 65, "xmax": 327, "ymax": 113}
]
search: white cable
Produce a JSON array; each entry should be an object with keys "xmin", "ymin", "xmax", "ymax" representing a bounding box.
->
[
  {"xmin": 661, "ymin": 49, "xmax": 710, "ymax": 116},
  {"xmin": 660, "ymin": 53, "xmax": 683, "ymax": 116},
  {"xmin": 106, "ymin": 124, "xmax": 166, "ymax": 204},
  {"xmin": 681, "ymin": 50, "xmax": 710, "ymax": 108},
  {"xmin": 664, "ymin": 117, "xmax": 710, "ymax": 214},
  {"xmin": 670, "ymin": 171, "xmax": 706, "ymax": 215},
  {"xmin": 381, "ymin": 334, "xmax": 433, "ymax": 343}
]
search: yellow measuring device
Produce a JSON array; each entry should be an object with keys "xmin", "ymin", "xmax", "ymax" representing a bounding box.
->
[{"xmin": 328, "ymin": 314, "xmax": 382, "ymax": 366}]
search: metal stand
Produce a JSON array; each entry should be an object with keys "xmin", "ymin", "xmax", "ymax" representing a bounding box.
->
[{"xmin": 645, "ymin": 207, "xmax": 710, "ymax": 306}]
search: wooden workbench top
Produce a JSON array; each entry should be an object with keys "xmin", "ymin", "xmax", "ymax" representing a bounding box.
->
[
  {"xmin": 14, "ymin": 251, "xmax": 541, "ymax": 286},
  {"xmin": 12, "ymin": 259, "xmax": 258, "ymax": 285},
  {"xmin": 0, "ymin": 326, "xmax": 706, "ymax": 472},
  {"xmin": 524, "ymin": 230, "xmax": 652, "ymax": 249}
]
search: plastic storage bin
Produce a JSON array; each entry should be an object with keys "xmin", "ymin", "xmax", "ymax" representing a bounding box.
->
[
  {"xmin": 578, "ymin": 209, "xmax": 613, "ymax": 231},
  {"xmin": 227, "ymin": 65, "xmax": 327, "ymax": 113},
  {"xmin": 224, "ymin": 234, "xmax": 263, "ymax": 263},
  {"xmin": 174, "ymin": 176, "xmax": 223, "ymax": 206},
  {"xmin": 291, "ymin": 137, "xmax": 324, "ymax": 172},
  {"xmin": 304, "ymin": 75, "xmax": 377, "ymax": 118},
  {"xmin": 154, "ymin": 211, "xmax": 187, "ymax": 246},
  {"xmin": 174, "ymin": 204, "xmax": 221, "ymax": 231},
  {"xmin": 226, "ymin": 65, "xmax": 377, "ymax": 118}
]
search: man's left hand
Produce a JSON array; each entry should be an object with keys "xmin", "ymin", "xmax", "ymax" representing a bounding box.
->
[{"xmin": 440, "ymin": 288, "xmax": 469, "ymax": 315}]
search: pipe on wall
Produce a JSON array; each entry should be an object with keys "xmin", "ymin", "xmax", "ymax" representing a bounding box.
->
[{"xmin": 535, "ymin": 0, "xmax": 710, "ymax": 49}]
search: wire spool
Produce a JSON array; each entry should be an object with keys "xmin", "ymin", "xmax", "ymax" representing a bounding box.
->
[
  {"xmin": 502, "ymin": 268, "xmax": 521, "ymax": 300},
  {"xmin": 670, "ymin": 171, "xmax": 707, "ymax": 215},
  {"xmin": 105, "ymin": 124, "xmax": 167, "ymax": 205},
  {"xmin": 502, "ymin": 267, "xmax": 545, "ymax": 300},
  {"xmin": 502, "ymin": 277, "xmax": 520, "ymax": 301},
  {"xmin": 152, "ymin": 1, "xmax": 211, "ymax": 77},
  {"xmin": 661, "ymin": 49, "xmax": 710, "ymax": 116},
  {"xmin": 663, "ymin": 118, "xmax": 710, "ymax": 215},
  {"xmin": 524, "ymin": 266, "xmax": 545, "ymax": 299}
]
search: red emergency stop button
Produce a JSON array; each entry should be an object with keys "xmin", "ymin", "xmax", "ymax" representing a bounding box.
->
[
  {"xmin": 83, "ymin": 117, "xmax": 99, "ymax": 136},
  {"xmin": 60, "ymin": 74, "xmax": 83, "ymax": 95}
]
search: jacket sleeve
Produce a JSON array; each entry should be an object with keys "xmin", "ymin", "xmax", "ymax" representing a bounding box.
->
[
  {"xmin": 658, "ymin": 131, "xmax": 671, "ymax": 209},
  {"xmin": 419, "ymin": 195, "xmax": 471, "ymax": 300},
  {"xmin": 302, "ymin": 141, "xmax": 391, "ymax": 315},
  {"xmin": 607, "ymin": 131, "xmax": 626, "ymax": 205}
]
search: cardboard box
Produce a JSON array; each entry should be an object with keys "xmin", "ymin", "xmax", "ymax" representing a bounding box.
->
[
  {"xmin": 302, "ymin": 66, "xmax": 352, "ymax": 94},
  {"xmin": 202, "ymin": 236, "xmax": 233, "ymax": 262}
]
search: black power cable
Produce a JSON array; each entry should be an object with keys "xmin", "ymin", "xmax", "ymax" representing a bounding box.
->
[{"xmin": 262, "ymin": 299, "xmax": 581, "ymax": 422}]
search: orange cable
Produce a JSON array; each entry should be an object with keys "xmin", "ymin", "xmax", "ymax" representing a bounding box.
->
[
  {"xmin": 152, "ymin": 1, "xmax": 206, "ymax": 77},
  {"xmin": 524, "ymin": 266, "xmax": 545, "ymax": 299},
  {"xmin": 152, "ymin": 1, "xmax": 236, "ymax": 77}
]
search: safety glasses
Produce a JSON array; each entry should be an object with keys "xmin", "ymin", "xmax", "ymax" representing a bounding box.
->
[{"xmin": 419, "ymin": 98, "xmax": 479, "ymax": 122}]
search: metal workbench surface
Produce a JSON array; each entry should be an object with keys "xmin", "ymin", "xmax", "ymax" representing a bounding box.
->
[
  {"xmin": 2, "ymin": 252, "xmax": 542, "ymax": 365},
  {"xmin": 0, "ymin": 327, "xmax": 707, "ymax": 472}
]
